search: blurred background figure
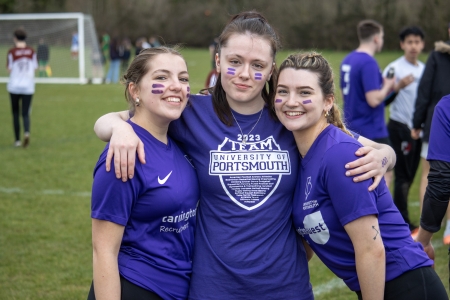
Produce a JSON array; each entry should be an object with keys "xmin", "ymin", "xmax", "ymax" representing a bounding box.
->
[
  {"xmin": 149, "ymin": 36, "xmax": 161, "ymax": 47},
  {"xmin": 70, "ymin": 31, "xmax": 79, "ymax": 59},
  {"xmin": 141, "ymin": 37, "xmax": 151, "ymax": 49},
  {"xmin": 101, "ymin": 32, "xmax": 110, "ymax": 65},
  {"xmin": 105, "ymin": 37, "xmax": 120, "ymax": 84},
  {"xmin": 119, "ymin": 37, "xmax": 132, "ymax": 74},
  {"xmin": 37, "ymin": 38, "xmax": 50, "ymax": 77}
]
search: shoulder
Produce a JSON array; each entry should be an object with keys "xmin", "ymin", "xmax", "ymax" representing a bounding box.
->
[{"xmin": 322, "ymin": 127, "xmax": 361, "ymax": 163}]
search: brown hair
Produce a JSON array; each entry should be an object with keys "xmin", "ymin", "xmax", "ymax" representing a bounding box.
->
[
  {"xmin": 357, "ymin": 20, "xmax": 383, "ymax": 42},
  {"xmin": 277, "ymin": 52, "xmax": 352, "ymax": 136},
  {"xmin": 213, "ymin": 10, "xmax": 281, "ymax": 126},
  {"xmin": 13, "ymin": 28, "xmax": 27, "ymax": 41},
  {"xmin": 122, "ymin": 46, "xmax": 185, "ymax": 113}
]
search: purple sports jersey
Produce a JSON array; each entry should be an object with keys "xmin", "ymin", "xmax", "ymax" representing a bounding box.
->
[
  {"xmin": 428, "ymin": 95, "xmax": 450, "ymax": 163},
  {"xmin": 169, "ymin": 95, "xmax": 313, "ymax": 300},
  {"xmin": 341, "ymin": 51, "xmax": 388, "ymax": 139},
  {"xmin": 293, "ymin": 125, "xmax": 432, "ymax": 291},
  {"xmin": 91, "ymin": 120, "xmax": 199, "ymax": 300}
]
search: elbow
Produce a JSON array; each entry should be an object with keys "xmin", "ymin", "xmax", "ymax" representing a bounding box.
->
[{"xmin": 366, "ymin": 100, "xmax": 379, "ymax": 108}]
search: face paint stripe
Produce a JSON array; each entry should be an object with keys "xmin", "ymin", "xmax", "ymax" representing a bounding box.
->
[
  {"xmin": 227, "ymin": 72, "xmax": 235, "ymax": 75},
  {"xmin": 187, "ymin": 86, "xmax": 190, "ymax": 92},
  {"xmin": 275, "ymin": 99, "xmax": 282, "ymax": 103},
  {"xmin": 152, "ymin": 84, "xmax": 164, "ymax": 88},
  {"xmin": 227, "ymin": 68, "xmax": 236, "ymax": 71},
  {"xmin": 152, "ymin": 90, "xmax": 163, "ymax": 94},
  {"xmin": 302, "ymin": 99, "xmax": 312, "ymax": 104}
]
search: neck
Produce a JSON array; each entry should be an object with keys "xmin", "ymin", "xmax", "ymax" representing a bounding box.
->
[
  {"xmin": 293, "ymin": 121, "xmax": 329, "ymax": 158},
  {"xmin": 15, "ymin": 41, "xmax": 26, "ymax": 48},
  {"xmin": 356, "ymin": 44, "xmax": 376, "ymax": 56},
  {"xmin": 131, "ymin": 111, "xmax": 169, "ymax": 144},
  {"xmin": 227, "ymin": 95, "xmax": 265, "ymax": 115},
  {"xmin": 404, "ymin": 55, "xmax": 418, "ymax": 66}
]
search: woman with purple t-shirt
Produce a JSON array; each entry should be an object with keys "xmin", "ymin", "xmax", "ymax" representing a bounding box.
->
[
  {"xmin": 88, "ymin": 47, "xmax": 199, "ymax": 300},
  {"xmin": 274, "ymin": 52, "xmax": 447, "ymax": 299},
  {"xmin": 93, "ymin": 12, "xmax": 397, "ymax": 299}
]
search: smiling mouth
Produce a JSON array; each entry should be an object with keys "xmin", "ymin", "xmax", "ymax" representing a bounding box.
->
[
  {"xmin": 285, "ymin": 111, "xmax": 304, "ymax": 116},
  {"xmin": 166, "ymin": 97, "xmax": 181, "ymax": 103}
]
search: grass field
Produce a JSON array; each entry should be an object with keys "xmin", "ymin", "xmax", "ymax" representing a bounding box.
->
[{"xmin": 0, "ymin": 48, "xmax": 447, "ymax": 299}]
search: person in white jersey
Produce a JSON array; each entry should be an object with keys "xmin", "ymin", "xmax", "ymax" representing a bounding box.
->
[
  {"xmin": 382, "ymin": 26, "xmax": 425, "ymax": 236},
  {"xmin": 7, "ymin": 27, "xmax": 37, "ymax": 148}
]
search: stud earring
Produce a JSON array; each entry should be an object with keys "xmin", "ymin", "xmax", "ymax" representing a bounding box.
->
[
  {"xmin": 324, "ymin": 110, "xmax": 329, "ymax": 117},
  {"xmin": 135, "ymin": 97, "xmax": 140, "ymax": 106}
]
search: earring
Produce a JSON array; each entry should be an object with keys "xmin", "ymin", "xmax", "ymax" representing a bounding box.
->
[
  {"xmin": 135, "ymin": 97, "xmax": 140, "ymax": 106},
  {"xmin": 324, "ymin": 110, "xmax": 329, "ymax": 118}
]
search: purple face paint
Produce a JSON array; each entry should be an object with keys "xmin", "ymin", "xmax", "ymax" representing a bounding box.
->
[
  {"xmin": 255, "ymin": 72, "xmax": 263, "ymax": 80},
  {"xmin": 227, "ymin": 67, "xmax": 235, "ymax": 75},
  {"xmin": 152, "ymin": 84, "xmax": 165, "ymax": 88},
  {"xmin": 187, "ymin": 86, "xmax": 190, "ymax": 92},
  {"xmin": 152, "ymin": 90, "xmax": 163, "ymax": 94},
  {"xmin": 275, "ymin": 99, "xmax": 282, "ymax": 103},
  {"xmin": 302, "ymin": 99, "xmax": 312, "ymax": 104}
]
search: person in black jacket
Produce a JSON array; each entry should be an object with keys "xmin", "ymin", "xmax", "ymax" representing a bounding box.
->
[{"xmin": 412, "ymin": 22, "xmax": 450, "ymax": 245}]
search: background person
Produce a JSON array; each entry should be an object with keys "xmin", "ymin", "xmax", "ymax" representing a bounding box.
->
[
  {"xmin": 71, "ymin": 31, "xmax": 79, "ymax": 59},
  {"xmin": 7, "ymin": 27, "xmax": 37, "ymax": 148},
  {"xmin": 105, "ymin": 37, "xmax": 121, "ymax": 84},
  {"xmin": 340, "ymin": 19, "xmax": 396, "ymax": 187},
  {"xmin": 276, "ymin": 52, "xmax": 446, "ymax": 300},
  {"xmin": 412, "ymin": 22, "xmax": 450, "ymax": 244},
  {"xmin": 88, "ymin": 47, "xmax": 199, "ymax": 300},
  {"xmin": 382, "ymin": 26, "xmax": 425, "ymax": 235},
  {"xmin": 36, "ymin": 38, "xmax": 50, "ymax": 77},
  {"xmin": 93, "ymin": 11, "xmax": 396, "ymax": 299}
]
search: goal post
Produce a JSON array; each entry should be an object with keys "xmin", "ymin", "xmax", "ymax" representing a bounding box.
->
[{"xmin": 0, "ymin": 13, "xmax": 104, "ymax": 84}]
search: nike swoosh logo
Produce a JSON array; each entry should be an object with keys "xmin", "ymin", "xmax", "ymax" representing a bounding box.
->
[{"xmin": 158, "ymin": 171, "xmax": 172, "ymax": 185}]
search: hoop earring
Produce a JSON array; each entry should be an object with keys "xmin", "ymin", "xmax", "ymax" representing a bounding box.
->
[{"xmin": 135, "ymin": 97, "xmax": 140, "ymax": 106}]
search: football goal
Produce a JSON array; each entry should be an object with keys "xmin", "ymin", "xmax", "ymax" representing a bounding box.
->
[{"xmin": 0, "ymin": 13, "xmax": 103, "ymax": 84}]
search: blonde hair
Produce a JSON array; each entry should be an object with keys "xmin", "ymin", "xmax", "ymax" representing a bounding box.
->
[
  {"xmin": 277, "ymin": 52, "xmax": 352, "ymax": 136},
  {"xmin": 122, "ymin": 46, "xmax": 184, "ymax": 113}
]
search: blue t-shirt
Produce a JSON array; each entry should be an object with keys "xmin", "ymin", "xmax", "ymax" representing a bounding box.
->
[
  {"xmin": 169, "ymin": 95, "xmax": 313, "ymax": 300},
  {"xmin": 428, "ymin": 95, "xmax": 450, "ymax": 163},
  {"xmin": 341, "ymin": 51, "xmax": 388, "ymax": 139},
  {"xmin": 91, "ymin": 120, "xmax": 199, "ymax": 300},
  {"xmin": 293, "ymin": 125, "xmax": 432, "ymax": 291}
]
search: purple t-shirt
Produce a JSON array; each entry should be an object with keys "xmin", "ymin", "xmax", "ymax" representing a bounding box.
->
[
  {"xmin": 341, "ymin": 51, "xmax": 388, "ymax": 139},
  {"xmin": 428, "ymin": 95, "xmax": 450, "ymax": 163},
  {"xmin": 91, "ymin": 120, "xmax": 199, "ymax": 300},
  {"xmin": 169, "ymin": 95, "xmax": 313, "ymax": 300},
  {"xmin": 293, "ymin": 125, "xmax": 432, "ymax": 291}
]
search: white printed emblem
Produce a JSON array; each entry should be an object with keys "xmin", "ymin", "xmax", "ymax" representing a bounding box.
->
[
  {"xmin": 301, "ymin": 211, "xmax": 330, "ymax": 245},
  {"xmin": 158, "ymin": 171, "xmax": 172, "ymax": 185},
  {"xmin": 209, "ymin": 136, "xmax": 291, "ymax": 210},
  {"xmin": 305, "ymin": 176, "xmax": 312, "ymax": 200}
]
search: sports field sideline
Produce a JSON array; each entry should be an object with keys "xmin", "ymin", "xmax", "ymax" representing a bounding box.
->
[{"xmin": 1, "ymin": 48, "xmax": 447, "ymax": 299}]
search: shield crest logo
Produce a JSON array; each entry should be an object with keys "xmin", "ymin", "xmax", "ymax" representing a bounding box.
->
[{"xmin": 209, "ymin": 136, "xmax": 291, "ymax": 210}]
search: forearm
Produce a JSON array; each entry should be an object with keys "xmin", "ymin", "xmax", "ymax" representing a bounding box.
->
[
  {"xmin": 355, "ymin": 248, "xmax": 385, "ymax": 300},
  {"xmin": 358, "ymin": 136, "xmax": 396, "ymax": 171},
  {"xmin": 366, "ymin": 86, "xmax": 391, "ymax": 108},
  {"xmin": 93, "ymin": 251, "xmax": 121, "ymax": 300},
  {"xmin": 94, "ymin": 111, "xmax": 130, "ymax": 142}
]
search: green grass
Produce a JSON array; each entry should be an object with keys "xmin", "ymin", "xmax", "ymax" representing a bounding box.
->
[{"xmin": 0, "ymin": 48, "xmax": 447, "ymax": 299}]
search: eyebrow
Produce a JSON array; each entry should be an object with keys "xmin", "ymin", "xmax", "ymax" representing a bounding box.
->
[
  {"xmin": 277, "ymin": 84, "xmax": 314, "ymax": 90},
  {"xmin": 225, "ymin": 54, "xmax": 267, "ymax": 63},
  {"xmin": 152, "ymin": 69, "xmax": 189, "ymax": 76}
]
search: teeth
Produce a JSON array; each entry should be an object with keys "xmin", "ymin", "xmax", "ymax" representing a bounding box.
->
[
  {"xmin": 286, "ymin": 111, "xmax": 304, "ymax": 116},
  {"xmin": 167, "ymin": 97, "xmax": 181, "ymax": 103}
]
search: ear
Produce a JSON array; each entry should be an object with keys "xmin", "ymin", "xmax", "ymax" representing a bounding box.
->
[
  {"xmin": 129, "ymin": 82, "xmax": 139, "ymax": 99},
  {"xmin": 268, "ymin": 62, "xmax": 275, "ymax": 81},
  {"xmin": 215, "ymin": 53, "xmax": 220, "ymax": 73},
  {"xmin": 324, "ymin": 94, "xmax": 335, "ymax": 111}
]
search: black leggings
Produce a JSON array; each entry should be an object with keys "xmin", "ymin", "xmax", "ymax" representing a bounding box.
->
[
  {"xmin": 355, "ymin": 267, "xmax": 448, "ymax": 300},
  {"xmin": 87, "ymin": 276, "xmax": 162, "ymax": 300},
  {"xmin": 9, "ymin": 93, "xmax": 33, "ymax": 141}
]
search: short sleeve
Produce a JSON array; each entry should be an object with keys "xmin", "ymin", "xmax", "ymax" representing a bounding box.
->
[
  {"xmin": 322, "ymin": 142, "xmax": 379, "ymax": 226},
  {"xmin": 91, "ymin": 153, "xmax": 142, "ymax": 226},
  {"xmin": 361, "ymin": 60, "xmax": 382, "ymax": 93}
]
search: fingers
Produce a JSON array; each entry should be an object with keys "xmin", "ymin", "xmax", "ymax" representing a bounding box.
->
[
  {"xmin": 106, "ymin": 147, "xmax": 113, "ymax": 172},
  {"xmin": 126, "ymin": 146, "xmax": 136, "ymax": 181},
  {"xmin": 137, "ymin": 141, "xmax": 146, "ymax": 165},
  {"xmin": 120, "ymin": 145, "xmax": 129, "ymax": 182},
  {"xmin": 368, "ymin": 175, "xmax": 382, "ymax": 192}
]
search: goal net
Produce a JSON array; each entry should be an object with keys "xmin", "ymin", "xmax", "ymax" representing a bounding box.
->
[{"xmin": 0, "ymin": 13, "xmax": 103, "ymax": 84}]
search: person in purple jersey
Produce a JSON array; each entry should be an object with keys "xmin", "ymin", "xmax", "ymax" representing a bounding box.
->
[
  {"xmin": 275, "ymin": 52, "xmax": 446, "ymax": 300},
  {"xmin": 416, "ymin": 94, "xmax": 450, "ymax": 287},
  {"xmin": 93, "ymin": 12, "xmax": 397, "ymax": 299},
  {"xmin": 88, "ymin": 47, "xmax": 199, "ymax": 300},
  {"xmin": 340, "ymin": 20, "xmax": 396, "ymax": 187}
]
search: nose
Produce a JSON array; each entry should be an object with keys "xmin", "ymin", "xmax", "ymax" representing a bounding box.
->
[
  {"xmin": 238, "ymin": 64, "xmax": 250, "ymax": 80},
  {"xmin": 285, "ymin": 94, "xmax": 299, "ymax": 107},
  {"xmin": 169, "ymin": 77, "xmax": 182, "ymax": 91}
]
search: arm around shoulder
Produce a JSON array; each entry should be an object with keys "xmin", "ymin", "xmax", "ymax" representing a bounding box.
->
[{"xmin": 94, "ymin": 111, "xmax": 130, "ymax": 142}]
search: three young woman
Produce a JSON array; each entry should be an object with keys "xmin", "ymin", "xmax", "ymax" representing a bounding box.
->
[
  {"xmin": 89, "ymin": 47, "xmax": 199, "ymax": 300},
  {"xmin": 274, "ymin": 52, "xmax": 447, "ymax": 299},
  {"xmin": 94, "ymin": 12, "xmax": 397, "ymax": 299}
]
